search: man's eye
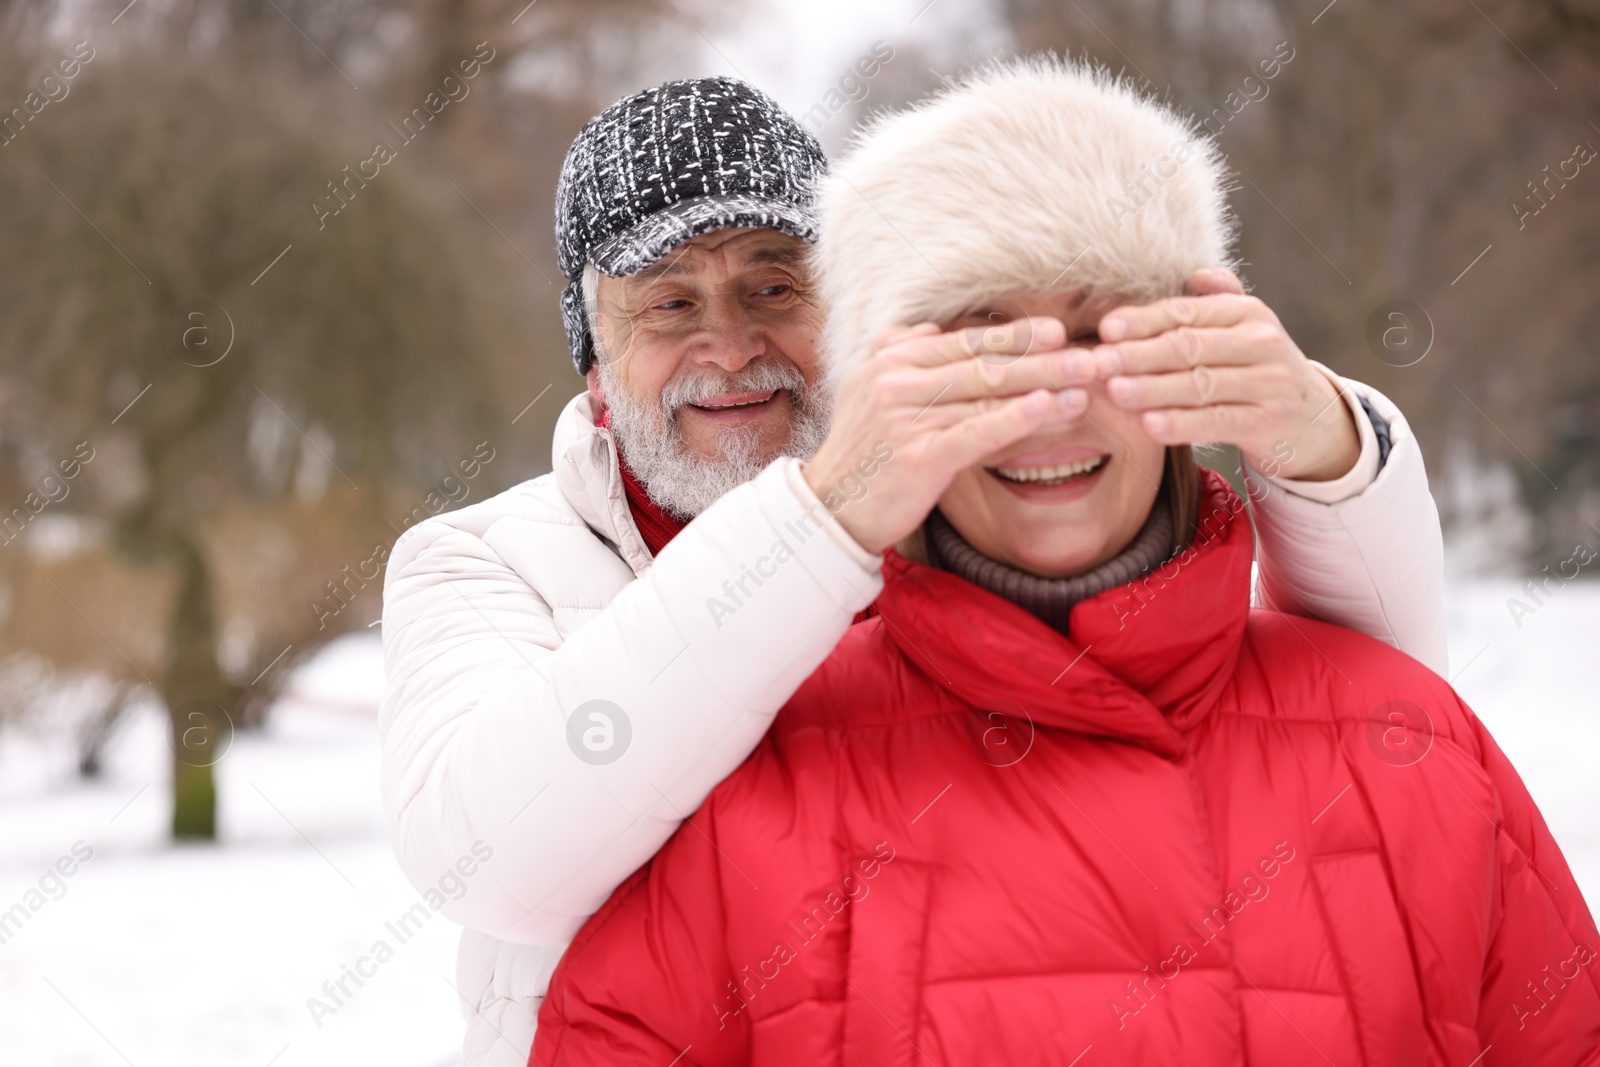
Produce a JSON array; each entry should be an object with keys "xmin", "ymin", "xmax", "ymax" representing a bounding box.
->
[
  {"xmin": 654, "ymin": 299, "xmax": 691, "ymax": 310},
  {"xmin": 755, "ymin": 284, "xmax": 791, "ymax": 297}
]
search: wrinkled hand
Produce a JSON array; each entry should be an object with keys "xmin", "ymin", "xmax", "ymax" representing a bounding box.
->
[
  {"xmin": 1090, "ymin": 267, "xmax": 1360, "ymax": 482},
  {"xmin": 803, "ymin": 318, "xmax": 1088, "ymax": 555}
]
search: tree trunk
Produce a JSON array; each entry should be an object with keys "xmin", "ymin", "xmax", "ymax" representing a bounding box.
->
[{"xmin": 163, "ymin": 533, "xmax": 231, "ymax": 840}]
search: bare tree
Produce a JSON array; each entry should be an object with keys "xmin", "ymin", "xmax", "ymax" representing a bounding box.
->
[{"xmin": 0, "ymin": 23, "xmax": 502, "ymax": 837}]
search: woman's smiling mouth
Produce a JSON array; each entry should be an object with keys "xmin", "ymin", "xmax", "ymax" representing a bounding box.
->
[
  {"xmin": 985, "ymin": 448, "xmax": 1112, "ymax": 502},
  {"xmin": 988, "ymin": 454, "xmax": 1108, "ymax": 485}
]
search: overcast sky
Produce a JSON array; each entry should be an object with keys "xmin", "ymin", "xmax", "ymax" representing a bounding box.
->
[{"xmin": 667, "ymin": 0, "xmax": 1012, "ymax": 150}]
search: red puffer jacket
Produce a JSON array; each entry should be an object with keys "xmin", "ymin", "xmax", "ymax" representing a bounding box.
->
[{"xmin": 531, "ymin": 472, "xmax": 1600, "ymax": 1067}]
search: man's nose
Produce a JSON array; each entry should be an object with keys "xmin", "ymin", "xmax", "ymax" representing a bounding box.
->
[{"xmin": 689, "ymin": 297, "xmax": 767, "ymax": 373}]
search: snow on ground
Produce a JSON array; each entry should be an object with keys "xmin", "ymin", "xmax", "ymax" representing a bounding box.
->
[
  {"xmin": 0, "ymin": 636, "xmax": 465, "ymax": 1067},
  {"xmin": 0, "ymin": 585, "xmax": 1597, "ymax": 1066},
  {"xmin": 1443, "ymin": 579, "xmax": 1600, "ymax": 900}
]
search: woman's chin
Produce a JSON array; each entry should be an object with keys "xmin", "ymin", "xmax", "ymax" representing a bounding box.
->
[
  {"xmin": 1003, "ymin": 544, "xmax": 1110, "ymax": 580},
  {"xmin": 970, "ymin": 518, "xmax": 1111, "ymax": 577},
  {"xmin": 964, "ymin": 502, "xmax": 1124, "ymax": 578}
]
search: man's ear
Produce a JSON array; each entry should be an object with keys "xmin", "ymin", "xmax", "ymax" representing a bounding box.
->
[{"xmin": 585, "ymin": 364, "xmax": 605, "ymax": 402}]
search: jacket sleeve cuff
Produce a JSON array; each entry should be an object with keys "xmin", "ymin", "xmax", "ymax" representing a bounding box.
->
[
  {"xmin": 781, "ymin": 457, "xmax": 884, "ymax": 575},
  {"xmin": 1263, "ymin": 362, "xmax": 1381, "ymax": 505}
]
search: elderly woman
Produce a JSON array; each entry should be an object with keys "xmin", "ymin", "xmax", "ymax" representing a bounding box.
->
[{"xmin": 529, "ymin": 59, "xmax": 1600, "ymax": 1066}]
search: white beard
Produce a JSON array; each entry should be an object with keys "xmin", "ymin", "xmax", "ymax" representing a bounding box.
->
[{"xmin": 600, "ymin": 356, "xmax": 832, "ymax": 519}]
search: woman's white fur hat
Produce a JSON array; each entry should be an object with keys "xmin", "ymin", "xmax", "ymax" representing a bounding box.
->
[{"xmin": 816, "ymin": 55, "xmax": 1236, "ymax": 383}]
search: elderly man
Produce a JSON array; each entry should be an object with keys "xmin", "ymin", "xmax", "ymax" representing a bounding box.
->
[{"xmin": 380, "ymin": 77, "xmax": 1445, "ymax": 1066}]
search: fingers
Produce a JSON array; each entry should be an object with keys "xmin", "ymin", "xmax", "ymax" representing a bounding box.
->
[
  {"xmin": 1093, "ymin": 318, "xmax": 1276, "ymax": 376},
  {"xmin": 1184, "ymin": 267, "xmax": 1246, "ymax": 297},
  {"xmin": 876, "ymin": 322, "xmax": 941, "ymax": 349},
  {"xmin": 885, "ymin": 316, "xmax": 1067, "ymax": 367},
  {"xmin": 909, "ymin": 388, "xmax": 1089, "ymax": 430},
  {"xmin": 1104, "ymin": 366, "xmax": 1258, "ymax": 411},
  {"xmin": 931, "ymin": 389, "xmax": 1086, "ymax": 468},
  {"xmin": 920, "ymin": 346, "xmax": 1097, "ymax": 403},
  {"xmin": 1138, "ymin": 404, "xmax": 1256, "ymax": 445},
  {"xmin": 856, "ymin": 317, "xmax": 1091, "ymax": 410},
  {"xmin": 1098, "ymin": 292, "xmax": 1256, "ymax": 343}
]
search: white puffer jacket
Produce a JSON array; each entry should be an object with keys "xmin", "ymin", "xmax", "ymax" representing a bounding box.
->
[{"xmin": 380, "ymin": 381, "xmax": 1446, "ymax": 1067}]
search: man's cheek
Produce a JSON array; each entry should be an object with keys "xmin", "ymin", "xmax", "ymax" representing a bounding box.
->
[{"xmin": 767, "ymin": 307, "xmax": 827, "ymax": 378}]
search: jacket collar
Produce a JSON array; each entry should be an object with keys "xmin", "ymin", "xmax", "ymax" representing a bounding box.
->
[
  {"xmin": 552, "ymin": 391, "xmax": 655, "ymax": 576},
  {"xmin": 876, "ymin": 470, "xmax": 1253, "ymax": 757}
]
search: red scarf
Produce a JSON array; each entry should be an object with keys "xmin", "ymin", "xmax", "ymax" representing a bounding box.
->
[{"xmin": 598, "ymin": 407, "xmax": 686, "ymax": 556}]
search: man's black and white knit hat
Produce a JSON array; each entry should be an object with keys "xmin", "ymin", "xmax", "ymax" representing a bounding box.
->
[{"xmin": 555, "ymin": 76, "xmax": 828, "ymax": 375}]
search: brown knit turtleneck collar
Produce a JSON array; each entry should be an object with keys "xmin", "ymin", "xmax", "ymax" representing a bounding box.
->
[{"xmin": 924, "ymin": 496, "xmax": 1174, "ymax": 635}]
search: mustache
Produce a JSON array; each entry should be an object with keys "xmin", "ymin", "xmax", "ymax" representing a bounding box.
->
[{"xmin": 660, "ymin": 358, "xmax": 809, "ymax": 415}]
